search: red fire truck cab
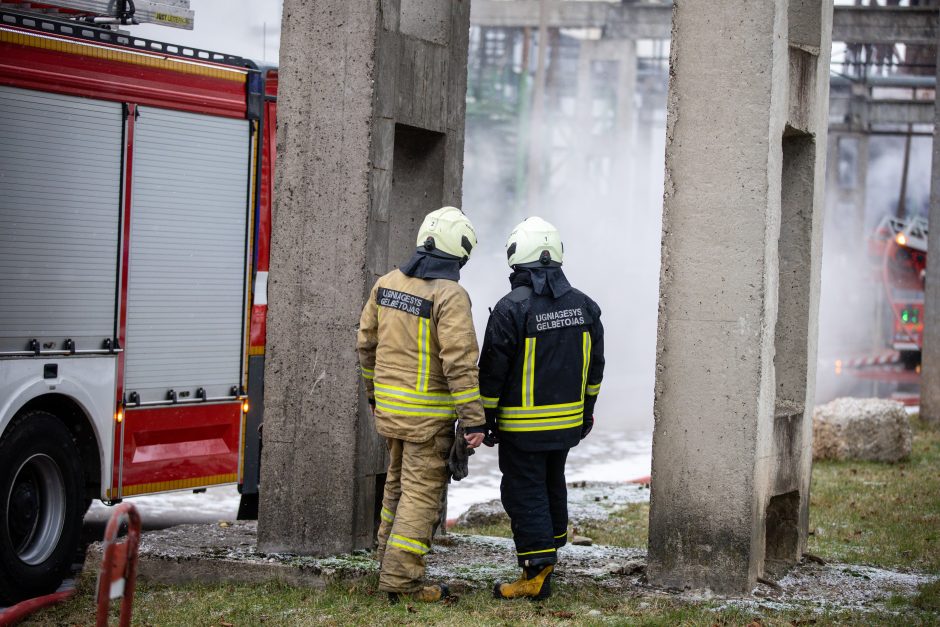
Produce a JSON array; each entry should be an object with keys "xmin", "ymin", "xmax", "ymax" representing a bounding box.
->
[{"xmin": 0, "ymin": 8, "xmax": 274, "ymax": 602}]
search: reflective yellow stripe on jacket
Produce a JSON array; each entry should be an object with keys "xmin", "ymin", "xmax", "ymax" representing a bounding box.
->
[
  {"xmin": 416, "ymin": 317, "xmax": 432, "ymax": 392},
  {"xmin": 374, "ymin": 383, "xmax": 480, "ymax": 418},
  {"xmin": 580, "ymin": 331, "xmax": 591, "ymax": 399},
  {"xmin": 497, "ymin": 400, "xmax": 584, "ymax": 432},
  {"xmin": 498, "ymin": 413, "xmax": 583, "ymax": 432},
  {"xmin": 522, "ymin": 337, "xmax": 536, "ymax": 407}
]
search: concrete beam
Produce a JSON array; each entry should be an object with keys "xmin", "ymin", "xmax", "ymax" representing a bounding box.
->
[
  {"xmin": 647, "ymin": 0, "xmax": 832, "ymax": 593},
  {"xmin": 470, "ymin": 0, "xmax": 671, "ymax": 37},
  {"xmin": 470, "ymin": 1, "xmax": 938, "ymax": 45},
  {"xmin": 866, "ymin": 100, "xmax": 935, "ymax": 126},
  {"xmin": 259, "ymin": 0, "xmax": 471, "ymax": 556},
  {"xmin": 830, "ymin": 96, "xmax": 936, "ymax": 130},
  {"xmin": 832, "ymin": 6, "xmax": 939, "ymax": 45}
]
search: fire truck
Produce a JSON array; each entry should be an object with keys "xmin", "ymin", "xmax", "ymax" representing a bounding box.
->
[
  {"xmin": 840, "ymin": 215, "xmax": 928, "ymax": 397},
  {"xmin": 0, "ymin": 4, "xmax": 275, "ymax": 601}
]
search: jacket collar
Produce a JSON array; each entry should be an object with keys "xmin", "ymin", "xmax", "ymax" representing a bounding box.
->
[
  {"xmin": 509, "ymin": 266, "xmax": 572, "ymax": 298},
  {"xmin": 400, "ymin": 250, "xmax": 461, "ymax": 281}
]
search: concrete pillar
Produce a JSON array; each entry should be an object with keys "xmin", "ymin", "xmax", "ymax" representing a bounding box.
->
[
  {"xmin": 921, "ymin": 44, "xmax": 940, "ymax": 425},
  {"xmin": 647, "ymin": 0, "xmax": 832, "ymax": 593},
  {"xmin": 258, "ymin": 0, "xmax": 471, "ymax": 555}
]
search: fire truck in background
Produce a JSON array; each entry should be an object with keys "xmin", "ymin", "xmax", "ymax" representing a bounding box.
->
[
  {"xmin": 0, "ymin": 4, "xmax": 276, "ymax": 601},
  {"xmin": 840, "ymin": 215, "xmax": 928, "ymax": 397}
]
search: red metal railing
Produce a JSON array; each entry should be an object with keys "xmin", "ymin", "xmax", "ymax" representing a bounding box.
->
[{"xmin": 95, "ymin": 503, "xmax": 141, "ymax": 627}]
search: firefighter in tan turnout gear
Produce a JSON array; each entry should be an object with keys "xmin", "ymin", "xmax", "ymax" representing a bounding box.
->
[
  {"xmin": 357, "ymin": 206, "xmax": 486, "ymax": 603},
  {"xmin": 480, "ymin": 217, "xmax": 605, "ymax": 600}
]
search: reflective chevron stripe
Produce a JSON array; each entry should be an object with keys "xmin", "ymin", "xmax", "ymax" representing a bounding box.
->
[
  {"xmin": 361, "ymin": 366, "xmax": 374, "ymax": 380},
  {"xmin": 380, "ymin": 507, "xmax": 395, "ymax": 523}
]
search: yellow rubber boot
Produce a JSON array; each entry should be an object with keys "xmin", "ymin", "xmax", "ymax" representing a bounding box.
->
[
  {"xmin": 388, "ymin": 584, "xmax": 450, "ymax": 604},
  {"xmin": 493, "ymin": 565, "xmax": 554, "ymax": 600}
]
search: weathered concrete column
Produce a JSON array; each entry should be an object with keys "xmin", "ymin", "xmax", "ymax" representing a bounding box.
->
[
  {"xmin": 258, "ymin": 0, "xmax": 471, "ymax": 555},
  {"xmin": 921, "ymin": 44, "xmax": 940, "ymax": 426},
  {"xmin": 647, "ymin": 0, "xmax": 832, "ymax": 593}
]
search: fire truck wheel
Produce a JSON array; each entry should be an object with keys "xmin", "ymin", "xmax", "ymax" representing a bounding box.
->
[{"xmin": 0, "ymin": 411, "xmax": 84, "ymax": 604}]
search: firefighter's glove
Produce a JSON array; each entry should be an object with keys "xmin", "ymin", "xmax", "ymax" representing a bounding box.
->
[
  {"xmin": 580, "ymin": 415, "xmax": 594, "ymax": 440},
  {"xmin": 483, "ymin": 407, "xmax": 499, "ymax": 447},
  {"xmin": 448, "ymin": 425, "xmax": 475, "ymax": 481}
]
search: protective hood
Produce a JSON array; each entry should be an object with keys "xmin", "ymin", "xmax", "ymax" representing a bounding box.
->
[
  {"xmin": 400, "ymin": 249, "xmax": 462, "ymax": 281},
  {"xmin": 509, "ymin": 266, "xmax": 572, "ymax": 299}
]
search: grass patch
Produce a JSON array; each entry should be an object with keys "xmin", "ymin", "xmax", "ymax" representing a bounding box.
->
[
  {"xmin": 30, "ymin": 577, "xmax": 940, "ymax": 626},
  {"xmin": 578, "ymin": 502, "xmax": 650, "ymax": 548},
  {"xmin": 913, "ymin": 579, "xmax": 940, "ymax": 612},
  {"xmin": 807, "ymin": 417, "xmax": 940, "ymax": 572}
]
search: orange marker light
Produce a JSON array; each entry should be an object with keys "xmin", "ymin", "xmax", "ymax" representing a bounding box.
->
[
  {"xmin": 115, "ymin": 410, "xmax": 124, "ymax": 423},
  {"xmin": 896, "ymin": 233, "xmax": 907, "ymax": 246},
  {"xmin": 242, "ymin": 400, "xmax": 250, "ymax": 413},
  {"xmin": 834, "ymin": 359, "xmax": 842, "ymax": 375}
]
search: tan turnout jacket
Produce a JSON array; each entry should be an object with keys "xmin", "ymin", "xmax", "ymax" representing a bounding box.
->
[{"xmin": 357, "ymin": 269, "xmax": 485, "ymax": 442}]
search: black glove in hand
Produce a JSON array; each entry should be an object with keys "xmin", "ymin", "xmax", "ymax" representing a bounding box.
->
[
  {"xmin": 448, "ymin": 425, "xmax": 475, "ymax": 481},
  {"xmin": 483, "ymin": 429, "xmax": 499, "ymax": 447},
  {"xmin": 580, "ymin": 416, "xmax": 594, "ymax": 440}
]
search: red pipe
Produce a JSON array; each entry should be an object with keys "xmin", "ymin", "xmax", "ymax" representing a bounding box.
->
[{"xmin": 0, "ymin": 588, "xmax": 76, "ymax": 626}]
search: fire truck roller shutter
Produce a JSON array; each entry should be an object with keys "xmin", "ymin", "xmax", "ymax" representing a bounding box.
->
[
  {"xmin": 0, "ymin": 86, "xmax": 122, "ymax": 354},
  {"xmin": 124, "ymin": 107, "xmax": 249, "ymax": 404}
]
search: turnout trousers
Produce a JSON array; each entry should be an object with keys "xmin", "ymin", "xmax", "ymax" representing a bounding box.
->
[
  {"xmin": 375, "ymin": 424, "xmax": 453, "ymax": 593},
  {"xmin": 498, "ymin": 441, "xmax": 570, "ymax": 566}
]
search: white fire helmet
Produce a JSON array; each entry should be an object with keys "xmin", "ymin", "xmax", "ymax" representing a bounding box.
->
[
  {"xmin": 505, "ymin": 216, "xmax": 564, "ymax": 268},
  {"xmin": 416, "ymin": 206, "xmax": 477, "ymax": 265}
]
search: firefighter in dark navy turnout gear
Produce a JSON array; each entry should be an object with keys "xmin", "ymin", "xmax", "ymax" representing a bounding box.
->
[
  {"xmin": 479, "ymin": 217, "xmax": 605, "ymax": 600},
  {"xmin": 358, "ymin": 206, "xmax": 486, "ymax": 603}
]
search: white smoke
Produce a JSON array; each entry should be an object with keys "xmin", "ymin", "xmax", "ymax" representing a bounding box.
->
[{"xmin": 462, "ymin": 47, "xmax": 667, "ymax": 436}]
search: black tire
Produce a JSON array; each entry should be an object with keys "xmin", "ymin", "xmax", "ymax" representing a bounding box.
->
[{"xmin": 0, "ymin": 411, "xmax": 84, "ymax": 604}]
